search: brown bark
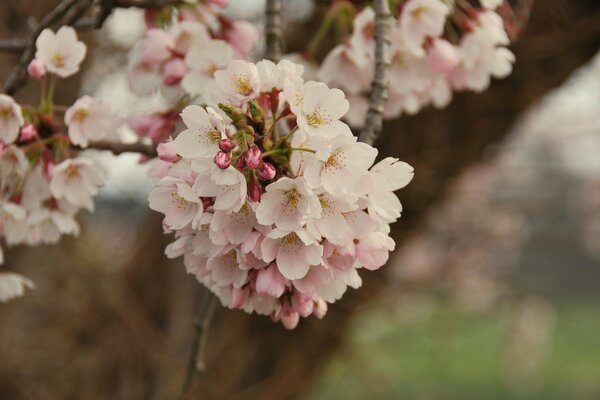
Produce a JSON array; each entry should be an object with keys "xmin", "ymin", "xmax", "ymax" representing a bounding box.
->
[{"xmin": 1, "ymin": 1, "xmax": 600, "ymax": 400}]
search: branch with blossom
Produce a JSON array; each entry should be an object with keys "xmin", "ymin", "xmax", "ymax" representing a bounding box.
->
[{"xmin": 1, "ymin": 0, "xmax": 532, "ymax": 336}]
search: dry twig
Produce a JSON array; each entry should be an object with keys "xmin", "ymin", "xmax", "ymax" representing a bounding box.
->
[
  {"xmin": 358, "ymin": 0, "xmax": 392, "ymax": 146},
  {"xmin": 265, "ymin": 0, "xmax": 283, "ymax": 62}
]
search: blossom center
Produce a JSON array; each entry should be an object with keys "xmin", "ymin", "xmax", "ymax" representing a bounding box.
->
[
  {"xmin": 233, "ymin": 74, "xmax": 252, "ymax": 95},
  {"xmin": 0, "ymin": 107, "xmax": 12, "ymax": 118},
  {"xmin": 170, "ymin": 192, "xmax": 190, "ymax": 209},
  {"xmin": 52, "ymin": 52, "xmax": 65, "ymax": 67},
  {"xmin": 307, "ymin": 109, "xmax": 328, "ymax": 127},
  {"xmin": 284, "ymin": 188, "xmax": 300, "ymax": 209},
  {"xmin": 73, "ymin": 108, "xmax": 90, "ymax": 123}
]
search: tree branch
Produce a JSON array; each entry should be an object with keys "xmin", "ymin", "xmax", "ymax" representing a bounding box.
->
[
  {"xmin": 265, "ymin": 0, "xmax": 283, "ymax": 62},
  {"xmin": 85, "ymin": 140, "xmax": 158, "ymax": 157},
  {"xmin": 0, "ymin": 39, "xmax": 27, "ymax": 53},
  {"xmin": 358, "ymin": 0, "xmax": 392, "ymax": 146},
  {"xmin": 183, "ymin": 293, "xmax": 218, "ymax": 394}
]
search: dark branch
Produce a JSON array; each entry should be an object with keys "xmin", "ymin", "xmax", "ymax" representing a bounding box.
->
[
  {"xmin": 183, "ymin": 293, "xmax": 218, "ymax": 394},
  {"xmin": 358, "ymin": 0, "xmax": 392, "ymax": 145},
  {"xmin": 0, "ymin": 39, "xmax": 27, "ymax": 53},
  {"xmin": 265, "ymin": 0, "xmax": 283, "ymax": 62},
  {"xmin": 84, "ymin": 141, "xmax": 158, "ymax": 157}
]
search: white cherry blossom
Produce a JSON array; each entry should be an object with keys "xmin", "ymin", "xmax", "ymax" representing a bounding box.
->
[
  {"xmin": 0, "ymin": 272, "xmax": 34, "ymax": 303},
  {"xmin": 0, "ymin": 95, "xmax": 24, "ymax": 144},
  {"xmin": 65, "ymin": 96, "xmax": 123, "ymax": 147},
  {"xmin": 35, "ymin": 26, "xmax": 86, "ymax": 78},
  {"xmin": 173, "ymin": 105, "xmax": 230, "ymax": 159},
  {"xmin": 49, "ymin": 157, "xmax": 108, "ymax": 211}
]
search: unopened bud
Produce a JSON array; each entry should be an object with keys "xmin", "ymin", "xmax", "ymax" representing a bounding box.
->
[
  {"xmin": 313, "ymin": 299, "xmax": 328, "ymax": 319},
  {"xmin": 218, "ymin": 103, "xmax": 247, "ymax": 128},
  {"xmin": 219, "ymin": 138, "xmax": 236, "ymax": 152},
  {"xmin": 157, "ymin": 141, "xmax": 180, "ymax": 162},
  {"xmin": 248, "ymin": 100, "xmax": 264, "ymax": 125},
  {"xmin": 244, "ymin": 145, "xmax": 261, "ymax": 169},
  {"xmin": 214, "ymin": 151, "xmax": 231, "ymax": 169},
  {"xmin": 236, "ymin": 155, "xmax": 247, "ymax": 170},
  {"xmin": 248, "ymin": 181, "xmax": 262, "ymax": 202},
  {"xmin": 19, "ymin": 124, "xmax": 38, "ymax": 142},
  {"xmin": 257, "ymin": 162, "xmax": 276, "ymax": 180},
  {"xmin": 27, "ymin": 59, "xmax": 46, "ymax": 80},
  {"xmin": 162, "ymin": 58, "xmax": 186, "ymax": 85}
]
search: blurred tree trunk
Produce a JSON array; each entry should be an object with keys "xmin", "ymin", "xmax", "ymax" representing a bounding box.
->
[{"xmin": 1, "ymin": 1, "xmax": 600, "ymax": 400}]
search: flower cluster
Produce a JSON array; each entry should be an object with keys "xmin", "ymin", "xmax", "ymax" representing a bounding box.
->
[
  {"xmin": 127, "ymin": 1, "xmax": 259, "ymax": 143},
  {"xmin": 1, "ymin": 27, "xmax": 116, "ymax": 302},
  {"xmin": 318, "ymin": 0, "xmax": 515, "ymax": 126},
  {"xmin": 149, "ymin": 58, "xmax": 414, "ymax": 328}
]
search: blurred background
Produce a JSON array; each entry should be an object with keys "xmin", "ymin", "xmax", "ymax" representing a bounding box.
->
[{"xmin": 1, "ymin": 1, "xmax": 599, "ymax": 399}]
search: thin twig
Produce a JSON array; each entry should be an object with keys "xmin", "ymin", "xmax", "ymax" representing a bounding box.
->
[
  {"xmin": 265, "ymin": 0, "xmax": 283, "ymax": 62},
  {"xmin": 0, "ymin": 39, "xmax": 27, "ymax": 53},
  {"xmin": 183, "ymin": 293, "xmax": 218, "ymax": 394},
  {"xmin": 85, "ymin": 140, "xmax": 158, "ymax": 157},
  {"xmin": 358, "ymin": 0, "xmax": 392, "ymax": 146}
]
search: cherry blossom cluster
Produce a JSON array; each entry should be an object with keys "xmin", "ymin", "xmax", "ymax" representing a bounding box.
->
[
  {"xmin": 148, "ymin": 58, "xmax": 414, "ymax": 328},
  {"xmin": 318, "ymin": 0, "xmax": 515, "ymax": 126},
  {"xmin": 0, "ymin": 26, "xmax": 121, "ymax": 302},
  {"xmin": 127, "ymin": 0, "xmax": 259, "ymax": 143}
]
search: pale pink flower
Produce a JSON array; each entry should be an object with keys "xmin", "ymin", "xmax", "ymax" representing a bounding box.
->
[
  {"xmin": 355, "ymin": 231, "xmax": 396, "ymax": 270},
  {"xmin": 261, "ymin": 228, "xmax": 322, "ymax": 280},
  {"xmin": 35, "ymin": 26, "xmax": 86, "ymax": 78},
  {"xmin": 214, "ymin": 60, "xmax": 261, "ymax": 103},
  {"xmin": 0, "ymin": 202, "xmax": 28, "ymax": 246},
  {"xmin": 399, "ymin": 0, "xmax": 450, "ymax": 57},
  {"xmin": 209, "ymin": 202, "xmax": 260, "ymax": 245},
  {"xmin": 255, "ymin": 263, "xmax": 287, "ymax": 298},
  {"xmin": 162, "ymin": 58, "xmax": 186, "ymax": 85},
  {"xmin": 169, "ymin": 20, "xmax": 210, "ymax": 55},
  {"xmin": 181, "ymin": 40, "xmax": 234, "ymax": 96},
  {"xmin": 426, "ymin": 38, "xmax": 459, "ymax": 73},
  {"xmin": 148, "ymin": 176, "xmax": 203, "ymax": 230},
  {"xmin": 173, "ymin": 105, "xmax": 229, "ymax": 159},
  {"xmin": 293, "ymin": 81, "xmax": 352, "ymax": 139},
  {"xmin": 303, "ymin": 134, "xmax": 378, "ymax": 201},
  {"xmin": 65, "ymin": 96, "xmax": 123, "ymax": 147},
  {"xmin": 0, "ymin": 95, "xmax": 24, "ymax": 144},
  {"xmin": 141, "ymin": 29, "xmax": 174, "ymax": 65},
  {"xmin": 0, "ymin": 272, "xmax": 34, "ymax": 303},
  {"xmin": 157, "ymin": 140, "xmax": 180, "ymax": 163},
  {"xmin": 207, "ymin": 247, "xmax": 248, "ymax": 288},
  {"xmin": 367, "ymin": 157, "xmax": 414, "ymax": 222},
  {"xmin": 49, "ymin": 157, "xmax": 107, "ymax": 211},
  {"xmin": 256, "ymin": 177, "xmax": 321, "ymax": 232},
  {"xmin": 307, "ymin": 192, "xmax": 356, "ymax": 245},
  {"xmin": 224, "ymin": 20, "xmax": 259, "ymax": 58},
  {"xmin": 318, "ymin": 44, "xmax": 373, "ymax": 94},
  {"xmin": 192, "ymin": 157, "xmax": 247, "ymax": 213},
  {"xmin": 349, "ymin": 7, "xmax": 375, "ymax": 57}
]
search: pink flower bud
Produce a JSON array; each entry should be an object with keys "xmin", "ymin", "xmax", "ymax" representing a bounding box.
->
[
  {"xmin": 292, "ymin": 291, "xmax": 314, "ymax": 318},
  {"xmin": 236, "ymin": 156, "xmax": 247, "ymax": 170},
  {"xmin": 258, "ymin": 162, "xmax": 276, "ymax": 180},
  {"xmin": 280, "ymin": 305, "xmax": 300, "ymax": 330},
  {"xmin": 214, "ymin": 151, "xmax": 231, "ymax": 169},
  {"xmin": 313, "ymin": 299, "xmax": 328, "ymax": 319},
  {"xmin": 231, "ymin": 287, "xmax": 249, "ymax": 309},
  {"xmin": 256, "ymin": 264, "xmax": 287, "ymax": 298},
  {"xmin": 248, "ymin": 181, "xmax": 261, "ymax": 202},
  {"xmin": 19, "ymin": 124, "xmax": 38, "ymax": 142},
  {"xmin": 219, "ymin": 138, "xmax": 236, "ymax": 152},
  {"xmin": 162, "ymin": 58, "xmax": 186, "ymax": 85},
  {"xmin": 426, "ymin": 39, "xmax": 459, "ymax": 73},
  {"xmin": 27, "ymin": 59, "xmax": 46, "ymax": 80},
  {"xmin": 244, "ymin": 145, "xmax": 261, "ymax": 169},
  {"xmin": 157, "ymin": 141, "xmax": 180, "ymax": 162}
]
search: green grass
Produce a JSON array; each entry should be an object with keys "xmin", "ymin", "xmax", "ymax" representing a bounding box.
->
[{"xmin": 310, "ymin": 301, "xmax": 600, "ymax": 400}]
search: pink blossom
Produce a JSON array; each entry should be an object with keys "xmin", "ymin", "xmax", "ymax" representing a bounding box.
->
[
  {"xmin": 0, "ymin": 95, "xmax": 24, "ymax": 144},
  {"xmin": 35, "ymin": 26, "xmax": 86, "ymax": 78},
  {"xmin": 256, "ymin": 263, "xmax": 287, "ymax": 298},
  {"xmin": 19, "ymin": 124, "xmax": 38, "ymax": 142},
  {"xmin": 157, "ymin": 141, "xmax": 180, "ymax": 162},
  {"xmin": 224, "ymin": 20, "xmax": 259, "ymax": 58},
  {"xmin": 426, "ymin": 38, "xmax": 459, "ymax": 73},
  {"xmin": 162, "ymin": 58, "xmax": 186, "ymax": 85}
]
